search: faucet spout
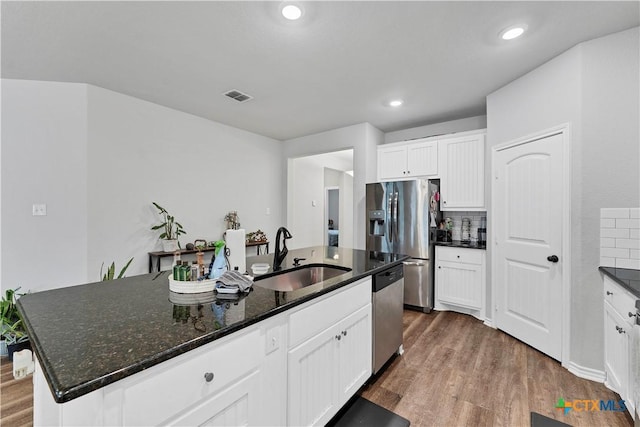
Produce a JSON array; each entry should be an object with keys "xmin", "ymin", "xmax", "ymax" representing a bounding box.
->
[{"xmin": 273, "ymin": 227, "xmax": 292, "ymax": 271}]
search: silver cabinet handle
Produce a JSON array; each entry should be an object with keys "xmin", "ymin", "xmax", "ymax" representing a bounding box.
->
[
  {"xmin": 616, "ymin": 326, "xmax": 626, "ymax": 334},
  {"xmin": 204, "ymin": 372, "xmax": 214, "ymax": 382}
]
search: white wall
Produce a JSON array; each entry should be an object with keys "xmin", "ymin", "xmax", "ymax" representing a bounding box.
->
[
  {"xmin": 486, "ymin": 27, "xmax": 639, "ymax": 372},
  {"xmin": 2, "ymin": 80, "xmax": 89, "ymax": 292},
  {"xmin": 284, "ymin": 123, "xmax": 382, "ymax": 249},
  {"xmin": 384, "ymin": 115, "xmax": 487, "ymax": 143},
  {"xmin": 2, "ymin": 80, "xmax": 285, "ymax": 292}
]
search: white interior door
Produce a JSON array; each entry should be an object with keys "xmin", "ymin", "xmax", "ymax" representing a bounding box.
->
[{"xmin": 493, "ymin": 132, "xmax": 564, "ymax": 361}]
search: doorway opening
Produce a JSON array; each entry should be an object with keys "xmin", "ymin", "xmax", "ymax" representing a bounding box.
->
[{"xmin": 287, "ymin": 149, "xmax": 354, "ymax": 249}]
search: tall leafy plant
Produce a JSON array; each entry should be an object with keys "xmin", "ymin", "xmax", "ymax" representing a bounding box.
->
[
  {"xmin": 151, "ymin": 202, "xmax": 186, "ymax": 241},
  {"xmin": 1, "ymin": 287, "xmax": 28, "ymax": 345},
  {"xmin": 101, "ymin": 257, "xmax": 134, "ymax": 281}
]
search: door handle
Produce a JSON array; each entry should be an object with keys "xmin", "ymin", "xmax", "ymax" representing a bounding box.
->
[
  {"xmin": 547, "ymin": 255, "xmax": 559, "ymax": 263},
  {"xmin": 403, "ymin": 261, "xmax": 425, "ymax": 267}
]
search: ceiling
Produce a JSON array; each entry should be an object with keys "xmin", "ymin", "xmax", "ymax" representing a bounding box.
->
[{"xmin": 2, "ymin": 1, "xmax": 638, "ymax": 141}]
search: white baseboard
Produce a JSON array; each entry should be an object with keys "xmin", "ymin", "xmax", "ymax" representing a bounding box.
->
[
  {"xmin": 483, "ymin": 318, "xmax": 494, "ymax": 328},
  {"xmin": 566, "ymin": 361, "xmax": 606, "ymax": 383}
]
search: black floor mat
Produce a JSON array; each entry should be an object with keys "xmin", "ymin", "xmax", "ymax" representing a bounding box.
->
[
  {"xmin": 531, "ymin": 412, "xmax": 572, "ymax": 427},
  {"xmin": 326, "ymin": 396, "xmax": 410, "ymax": 427}
]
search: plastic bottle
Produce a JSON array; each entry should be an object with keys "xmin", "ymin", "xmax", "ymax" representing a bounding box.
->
[{"xmin": 191, "ymin": 262, "xmax": 199, "ymax": 281}]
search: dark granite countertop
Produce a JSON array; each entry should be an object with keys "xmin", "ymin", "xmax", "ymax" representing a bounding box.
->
[
  {"xmin": 434, "ymin": 240, "xmax": 486, "ymax": 250},
  {"xmin": 17, "ymin": 246, "xmax": 407, "ymax": 403},
  {"xmin": 599, "ymin": 266, "xmax": 640, "ymax": 299}
]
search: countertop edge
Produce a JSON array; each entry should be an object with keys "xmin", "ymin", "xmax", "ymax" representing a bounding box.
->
[
  {"xmin": 25, "ymin": 255, "xmax": 409, "ymax": 403},
  {"xmin": 599, "ymin": 266, "xmax": 640, "ymax": 299}
]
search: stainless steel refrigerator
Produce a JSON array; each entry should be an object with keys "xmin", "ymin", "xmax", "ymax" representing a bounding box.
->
[{"xmin": 366, "ymin": 179, "xmax": 440, "ymax": 312}]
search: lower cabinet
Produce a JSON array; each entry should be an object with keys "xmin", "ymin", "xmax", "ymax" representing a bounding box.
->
[
  {"xmin": 287, "ymin": 304, "xmax": 371, "ymax": 426},
  {"xmin": 434, "ymin": 246, "xmax": 486, "ymax": 320},
  {"xmin": 33, "ymin": 277, "xmax": 373, "ymax": 426},
  {"xmin": 603, "ymin": 275, "xmax": 637, "ymax": 416}
]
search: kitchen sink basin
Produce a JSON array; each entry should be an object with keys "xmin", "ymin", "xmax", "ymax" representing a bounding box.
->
[{"xmin": 253, "ymin": 264, "xmax": 351, "ymax": 292}]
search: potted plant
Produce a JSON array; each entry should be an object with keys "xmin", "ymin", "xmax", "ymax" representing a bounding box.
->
[
  {"xmin": 151, "ymin": 202, "xmax": 187, "ymax": 252},
  {"xmin": 100, "ymin": 257, "xmax": 134, "ymax": 281},
  {"xmin": 1, "ymin": 287, "xmax": 30, "ymax": 360}
]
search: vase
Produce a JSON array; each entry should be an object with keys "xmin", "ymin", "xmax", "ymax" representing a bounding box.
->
[
  {"xmin": 7, "ymin": 340, "xmax": 31, "ymax": 361},
  {"xmin": 162, "ymin": 239, "xmax": 179, "ymax": 252}
]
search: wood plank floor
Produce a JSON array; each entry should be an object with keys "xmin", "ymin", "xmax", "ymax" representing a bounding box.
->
[
  {"xmin": 0, "ymin": 310, "xmax": 634, "ymax": 426},
  {"xmin": 361, "ymin": 310, "xmax": 634, "ymax": 427},
  {"xmin": 1, "ymin": 356, "xmax": 33, "ymax": 427}
]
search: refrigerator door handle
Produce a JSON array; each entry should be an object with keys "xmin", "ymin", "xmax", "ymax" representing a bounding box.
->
[
  {"xmin": 403, "ymin": 261, "xmax": 426, "ymax": 267},
  {"xmin": 388, "ymin": 195, "xmax": 393, "ymax": 243},
  {"xmin": 393, "ymin": 192, "xmax": 399, "ymax": 243}
]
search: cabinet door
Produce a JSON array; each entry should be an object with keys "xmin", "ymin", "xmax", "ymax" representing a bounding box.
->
[
  {"xmin": 287, "ymin": 326, "xmax": 339, "ymax": 427},
  {"xmin": 378, "ymin": 145, "xmax": 408, "ymax": 180},
  {"xmin": 407, "ymin": 140, "xmax": 438, "ymax": 177},
  {"xmin": 168, "ymin": 370, "xmax": 260, "ymax": 427},
  {"xmin": 439, "ymin": 134, "xmax": 485, "ymax": 210},
  {"xmin": 336, "ymin": 305, "xmax": 372, "ymax": 408},
  {"xmin": 604, "ymin": 302, "xmax": 629, "ymax": 398},
  {"xmin": 436, "ymin": 260, "xmax": 482, "ymax": 310}
]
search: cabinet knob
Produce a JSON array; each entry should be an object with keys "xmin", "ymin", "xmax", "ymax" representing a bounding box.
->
[
  {"xmin": 629, "ymin": 312, "xmax": 638, "ymax": 319},
  {"xmin": 615, "ymin": 326, "xmax": 626, "ymax": 334},
  {"xmin": 438, "ymin": 266, "xmax": 441, "ymax": 269},
  {"xmin": 547, "ymin": 255, "xmax": 559, "ymax": 263},
  {"xmin": 403, "ymin": 171, "xmax": 406, "ymax": 175},
  {"xmin": 342, "ymin": 330, "xmax": 347, "ymax": 337},
  {"xmin": 457, "ymin": 255, "xmax": 460, "ymax": 258},
  {"xmin": 204, "ymin": 372, "xmax": 214, "ymax": 382},
  {"xmin": 335, "ymin": 335, "xmax": 341, "ymax": 341},
  {"xmin": 407, "ymin": 170, "xmax": 410, "ymax": 174},
  {"xmin": 606, "ymin": 291, "xmax": 613, "ymax": 296}
]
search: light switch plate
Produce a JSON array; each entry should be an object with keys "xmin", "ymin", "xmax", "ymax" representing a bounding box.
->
[{"xmin": 32, "ymin": 204, "xmax": 47, "ymax": 216}]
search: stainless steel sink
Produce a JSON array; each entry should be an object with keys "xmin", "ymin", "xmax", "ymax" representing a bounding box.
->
[{"xmin": 253, "ymin": 264, "xmax": 351, "ymax": 292}]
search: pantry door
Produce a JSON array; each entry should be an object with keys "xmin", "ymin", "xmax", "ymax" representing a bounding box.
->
[{"xmin": 493, "ymin": 130, "xmax": 567, "ymax": 361}]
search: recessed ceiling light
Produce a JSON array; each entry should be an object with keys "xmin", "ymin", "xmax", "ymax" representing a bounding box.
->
[
  {"xmin": 389, "ymin": 100, "xmax": 403, "ymax": 107},
  {"xmin": 282, "ymin": 4, "xmax": 303, "ymax": 20},
  {"xmin": 500, "ymin": 25, "xmax": 527, "ymax": 40}
]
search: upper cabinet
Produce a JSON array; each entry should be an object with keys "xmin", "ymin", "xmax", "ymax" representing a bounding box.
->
[
  {"xmin": 377, "ymin": 130, "xmax": 486, "ymax": 211},
  {"xmin": 438, "ymin": 132, "xmax": 485, "ymax": 211},
  {"xmin": 378, "ymin": 138, "xmax": 438, "ymax": 180}
]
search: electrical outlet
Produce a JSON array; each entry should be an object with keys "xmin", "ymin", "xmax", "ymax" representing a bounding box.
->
[{"xmin": 32, "ymin": 204, "xmax": 47, "ymax": 216}]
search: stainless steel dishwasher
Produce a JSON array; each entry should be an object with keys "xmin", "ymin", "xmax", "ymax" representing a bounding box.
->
[{"xmin": 372, "ymin": 263, "xmax": 404, "ymax": 374}]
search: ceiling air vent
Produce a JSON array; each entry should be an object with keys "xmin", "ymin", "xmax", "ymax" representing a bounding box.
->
[{"xmin": 223, "ymin": 89, "xmax": 253, "ymax": 103}]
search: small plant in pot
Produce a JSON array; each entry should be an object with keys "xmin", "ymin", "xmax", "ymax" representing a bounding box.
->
[
  {"xmin": 151, "ymin": 202, "xmax": 187, "ymax": 252},
  {"xmin": 1, "ymin": 287, "xmax": 30, "ymax": 360}
]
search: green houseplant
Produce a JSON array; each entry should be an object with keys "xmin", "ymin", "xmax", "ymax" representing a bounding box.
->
[
  {"xmin": 151, "ymin": 202, "xmax": 186, "ymax": 252},
  {"xmin": 101, "ymin": 257, "xmax": 134, "ymax": 281},
  {"xmin": 1, "ymin": 287, "xmax": 30, "ymax": 360}
]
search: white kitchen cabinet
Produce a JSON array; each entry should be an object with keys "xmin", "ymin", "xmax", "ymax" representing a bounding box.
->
[
  {"xmin": 438, "ymin": 131, "xmax": 485, "ymax": 210},
  {"xmin": 603, "ymin": 275, "xmax": 637, "ymax": 416},
  {"xmin": 377, "ymin": 139, "xmax": 438, "ymax": 181},
  {"xmin": 287, "ymin": 278, "xmax": 372, "ymax": 427},
  {"xmin": 35, "ymin": 320, "xmax": 287, "ymax": 427},
  {"xmin": 434, "ymin": 246, "xmax": 486, "ymax": 320}
]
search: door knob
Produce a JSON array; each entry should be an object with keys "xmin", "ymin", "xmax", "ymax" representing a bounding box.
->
[
  {"xmin": 547, "ymin": 255, "xmax": 559, "ymax": 263},
  {"xmin": 204, "ymin": 372, "xmax": 214, "ymax": 382}
]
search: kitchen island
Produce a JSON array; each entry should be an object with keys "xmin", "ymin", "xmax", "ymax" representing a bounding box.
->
[{"xmin": 18, "ymin": 246, "xmax": 407, "ymax": 426}]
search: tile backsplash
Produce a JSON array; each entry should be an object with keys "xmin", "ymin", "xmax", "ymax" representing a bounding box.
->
[{"xmin": 600, "ymin": 207, "xmax": 640, "ymax": 269}]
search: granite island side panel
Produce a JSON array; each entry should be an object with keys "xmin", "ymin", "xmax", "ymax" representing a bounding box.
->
[{"xmin": 17, "ymin": 246, "xmax": 407, "ymax": 403}]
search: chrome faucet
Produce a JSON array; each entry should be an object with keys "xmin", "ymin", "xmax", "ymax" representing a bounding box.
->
[{"xmin": 273, "ymin": 227, "xmax": 292, "ymax": 271}]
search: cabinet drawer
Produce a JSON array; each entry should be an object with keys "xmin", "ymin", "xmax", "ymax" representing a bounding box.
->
[
  {"xmin": 119, "ymin": 329, "xmax": 260, "ymax": 426},
  {"xmin": 436, "ymin": 246, "xmax": 483, "ymax": 265},
  {"xmin": 604, "ymin": 275, "xmax": 637, "ymax": 326},
  {"xmin": 289, "ymin": 278, "xmax": 371, "ymax": 349}
]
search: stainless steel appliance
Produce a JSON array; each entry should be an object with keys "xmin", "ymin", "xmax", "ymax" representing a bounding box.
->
[
  {"xmin": 366, "ymin": 179, "xmax": 440, "ymax": 312},
  {"xmin": 372, "ymin": 263, "xmax": 404, "ymax": 374}
]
